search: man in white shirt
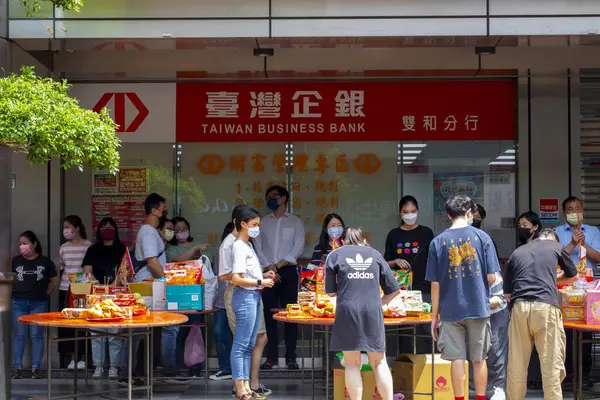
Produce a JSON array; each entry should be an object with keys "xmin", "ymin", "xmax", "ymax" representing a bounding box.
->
[
  {"xmin": 219, "ymin": 205, "xmax": 272, "ymax": 397},
  {"xmin": 254, "ymin": 185, "xmax": 305, "ymax": 370}
]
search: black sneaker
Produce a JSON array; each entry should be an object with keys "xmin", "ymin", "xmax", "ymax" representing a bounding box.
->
[
  {"xmin": 32, "ymin": 368, "xmax": 43, "ymax": 379},
  {"xmin": 286, "ymin": 359, "xmax": 299, "ymax": 370},
  {"xmin": 209, "ymin": 370, "xmax": 232, "ymax": 380},
  {"xmin": 260, "ymin": 360, "xmax": 277, "ymax": 370},
  {"xmin": 117, "ymin": 378, "xmax": 144, "ymax": 387},
  {"xmin": 12, "ymin": 369, "xmax": 22, "ymax": 380},
  {"xmin": 252, "ymin": 384, "xmax": 272, "ymax": 397}
]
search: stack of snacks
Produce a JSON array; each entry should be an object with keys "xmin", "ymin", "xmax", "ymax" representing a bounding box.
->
[
  {"xmin": 165, "ymin": 260, "xmax": 205, "ymax": 310},
  {"xmin": 392, "ymin": 270, "xmax": 412, "ymax": 290},
  {"xmin": 560, "ymin": 287, "xmax": 586, "ymax": 321}
]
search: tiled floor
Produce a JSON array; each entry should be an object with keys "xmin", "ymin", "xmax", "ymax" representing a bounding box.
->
[{"xmin": 11, "ymin": 378, "xmax": 592, "ymax": 400}]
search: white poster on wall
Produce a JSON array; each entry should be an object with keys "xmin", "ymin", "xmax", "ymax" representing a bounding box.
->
[{"xmin": 69, "ymin": 83, "xmax": 176, "ymax": 143}]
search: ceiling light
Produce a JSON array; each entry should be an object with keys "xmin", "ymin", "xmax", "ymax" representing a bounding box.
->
[
  {"xmin": 489, "ymin": 161, "xmax": 515, "ymax": 165},
  {"xmin": 497, "ymin": 155, "xmax": 515, "ymax": 160},
  {"xmin": 403, "ymin": 156, "xmax": 418, "ymax": 161},
  {"xmin": 253, "ymin": 48, "xmax": 274, "ymax": 57},
  {"xmin": 402, "ymin": 150, "xmax": 423, "ymax": 154},
  {"xmin": 504, "ymin": 149, "xmax": 516, "ymax": 154},
  {"xmin": 402, "ymin": 144, "xmax": 427, "ymax": 148}
]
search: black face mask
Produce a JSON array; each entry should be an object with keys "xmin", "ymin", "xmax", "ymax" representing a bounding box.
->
[
  {"xmin": 472, "ymin": 219, "xmax": 482, "ymax": 229},
  {"xmin": 518, "ymin": 227, "xmax": 532, "ymax": 243}
]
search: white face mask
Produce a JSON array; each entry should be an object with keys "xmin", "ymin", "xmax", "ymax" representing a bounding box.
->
[
  {"xmin": 248, "ymin": 227, "xmax": 260, "ymax": 238},
  {"xmin": 402, "ymin": 213, "xmax": 418, "ymax": 225}
]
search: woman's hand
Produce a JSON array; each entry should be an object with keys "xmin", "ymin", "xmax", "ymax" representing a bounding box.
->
[
  {"xmin": 394, "ymin": 259, "xmax": 411, "ymax": 270},
  {"xmin": 262, "ymin": 278, "xmax": 275, "ymax": 288}
]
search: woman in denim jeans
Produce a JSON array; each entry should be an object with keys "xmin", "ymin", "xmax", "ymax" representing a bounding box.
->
[
  {"xmin": 230, "ymin": 206, "xmax": 275, "ymax": 400},
  {"xmin": 82, "ymin": 217, "xmax": 127, "ymax": 379},
  {"xmin": 11, "ymin": 231, "xmax": 59, "ymax": 379}
]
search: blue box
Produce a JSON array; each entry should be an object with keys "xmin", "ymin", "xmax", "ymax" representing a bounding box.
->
[{"xmin": 166, "ymin": 284, "xmax": 204, "ymax": 311}]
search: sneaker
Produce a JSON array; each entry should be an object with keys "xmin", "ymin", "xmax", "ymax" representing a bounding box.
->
[
  {"xmin": 260, "ymin": 360, "xmax": 277, "ymax": 370},
  {"xmin": 490, "ymin": 387, "xmax": 505, "ymax": 400},
  {"xmin": 163, "ymin": 372, "xmax": 189, "ymax": 385},
  {"xmin": 92, "ymin": 367, "xmax": 103, "ymax": 379},
  {"xmin": 32, "ymin": 368, "xmax": 43, "ymax": 379},
  {"xmin": 77, "ymin": 361, "xmax": 86, "ymax": 371},
  {"xmin": 251, "ymin": 384, "xmax": 272, "ymax": 397},
  {"xmin": 108, "ymin": 367, "xmax": 119, "ymax": 379},
  {"xmin": 67, "ymin": 360, "xmax": 75, "ymax": 370},
  {"xmin": 118, "ymin": 378, "xmax": 144, "ymax": 387},
  {"xmin": 210, "ymin": 370, "xmax": 232, "ymax": 381},
  {"xmin": 12, "ymin": 369, "xmax": 22, "ymax": 380},
  {"xmin": 286, "ymin": 359, "xmax": 299, "ymax": 370}
]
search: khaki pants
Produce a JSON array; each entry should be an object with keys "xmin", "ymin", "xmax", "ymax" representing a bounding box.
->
[
  {"xmin": 225, "ymin": 283, "xmax": 266, "ymax": 334},
  {"xmin": 508, "ymin": 301, "xmax": 566, "ymax": 400}
]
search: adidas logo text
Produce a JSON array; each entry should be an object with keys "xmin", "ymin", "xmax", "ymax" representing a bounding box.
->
[{"xmin": 348, "ymin": 271, "xmax": 375, "ymax": 279}]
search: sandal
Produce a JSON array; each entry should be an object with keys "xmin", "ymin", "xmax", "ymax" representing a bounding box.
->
[
  {"xmin": 250, "ymin": 392, "xmax": 267, "ymax": 400},
  {"xmin": 235, "ymin": 393, "xmax": 253, "ymax": 400}
]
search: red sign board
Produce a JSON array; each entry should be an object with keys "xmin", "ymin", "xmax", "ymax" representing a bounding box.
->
[
  {"xmin": 540, "ymin": 198, "xmax": 559, "ymax": 213},
  {"xmin": 93, "ymin": 93, "xmax": 149, "ymax": 132},
  {"xmin": 176, "ymin": 81, "xmax": 516, "ymax": 142}
]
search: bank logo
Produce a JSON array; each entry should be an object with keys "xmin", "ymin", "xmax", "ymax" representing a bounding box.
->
[
  {"xmin": 346, "ymin": 253, "xmax": 374, "ymax": 279},
  {"xmin": 93, "ymin": 93, "xmax": 149, "ymax": 132}
]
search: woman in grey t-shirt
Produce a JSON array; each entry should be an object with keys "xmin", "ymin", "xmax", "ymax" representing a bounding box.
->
[{"xmin": 325, "ymin": 227, "xmax": 400, "ymax": 400}]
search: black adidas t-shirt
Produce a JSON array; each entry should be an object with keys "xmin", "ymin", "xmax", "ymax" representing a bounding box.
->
[{"xmin": 384, "ymin": 225, "xmax": 435, "ymax": 293}]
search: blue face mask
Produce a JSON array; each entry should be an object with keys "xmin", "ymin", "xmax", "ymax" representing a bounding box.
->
[
  {"xmin": 328, "ymin": 227, "xmax": 344, "ymax": 239},
  {"xmin": 267, "ymin": 199, "xmax": 280, "ymax": 211}
]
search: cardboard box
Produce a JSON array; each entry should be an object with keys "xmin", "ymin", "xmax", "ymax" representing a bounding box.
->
[
  {"xmin": 152, "ymin": 281, "xmax": 166, "ymax": 311},
  {"xmin": 334, "ymin": 368, "xmax": 387, "ymax": 400},
  {"xmin": 166, "ymin": 284, "xmax": 203, "ymax": 311},
  {"xmin": 394, "ymin": 354, "xmax": 468, "ymax": 400},
  {"xmin": 586, "ymin": 289, "xmax": 600, "ymax": 324},
  {"xmin": 69, "ymin": 283, "xmax": 92, "ymax": 307},
  {"xmin": 129, "ymin": 282, "xmax": 154, "ymax": 310}
]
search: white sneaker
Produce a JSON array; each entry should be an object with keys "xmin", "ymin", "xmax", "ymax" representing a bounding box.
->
[
  {"xmin": 209, "ymin": 370, "xmax": 232, "ymax": 380},
  {"xmin": 490, "ymin": 387, "xmax": 506, "ymax": 400},
  {"xmin": 108, "ymin": 367, "xmax": 119, "ymax": 379},
  {"xmin": 92, "ymin": 367, "xmax": 103, "ymax": 379},
  {"xmin": 67, "ymin": 360, "xmax": 75, "ymax": 370},
  {"xmin": 77, "ymin": 361, "xmax": 86, "ymax": 371}
]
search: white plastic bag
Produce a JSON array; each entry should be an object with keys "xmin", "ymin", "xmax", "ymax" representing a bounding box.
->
[
  {"xmin": 201, "ymin": 255, "xmax": 217, "ymax": 310},
  {"xmin": 184, "ymin": 325, "xmax": 206, "ymax": 367}
]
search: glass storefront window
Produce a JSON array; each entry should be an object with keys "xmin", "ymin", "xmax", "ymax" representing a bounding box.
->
[{"xmin": 402, "ymin": 140, "xmax": 516, "ymax": 258}]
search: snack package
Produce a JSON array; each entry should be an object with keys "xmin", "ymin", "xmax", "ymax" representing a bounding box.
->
[
  {"xmin": 382, "ymin": 296, "xmax": 406, "ymax": 318},
  {"xmin": 560, "ymin": 288, "xmax": 586, "ymax": 306},
  {"xmin": 61, "ymin": 308, "xmax": 89, "ymax": 319},
  {"xmin": 398, "ymin": 290, "xmax": 423, "ymax": 303},
  {"xmin": 299, "ymin": 268, "xmax": 318, "ymax": 292},
  {"xmin": 164, "ymin": 260, "xmax": 204, "ymax": 285},
  {"xmin": 315, "ymin": 265, "xmax": 326, "ymax": 301},
  {"xmin": 391, "ymin": 270, "xmax": 412, "ymax": 290},
  {"xmin": 68, "ymin": 273, "xmax": 93, "ymax": 284},
  {"xmin": 297, "ymin": 291, "xmax": 315, "ymax": 304},
  {"xmin": 562, "ymin": 306, "xmax": 585, "ymax": 321}
]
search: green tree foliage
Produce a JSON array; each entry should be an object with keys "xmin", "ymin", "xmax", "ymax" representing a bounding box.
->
[
  {"xmin": 0, "ymin": 66, "xmax": 120, "ymax": 172},
  {"xmin": 20, "ymin": 0, "xmax": 82, "ymax": 16}
]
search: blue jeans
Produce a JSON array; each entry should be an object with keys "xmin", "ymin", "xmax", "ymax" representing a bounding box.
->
[
  {"xmin": 161, "ymin": 326, "xmax": 179, "ymax": 373},
  {"xmin": 92, "ymin": 328, "xmax": 123, "ymax": 367},
  {"xmin": 214, "ymin": 309, "xmax": 232, "ymax": 373},
  {"xmin": 230, "ymin": 288, "xmax": 261, "ymax": 381},
  {"xmin": 12, "ymin": 299, "xmax": 47, "ymax": 369}
]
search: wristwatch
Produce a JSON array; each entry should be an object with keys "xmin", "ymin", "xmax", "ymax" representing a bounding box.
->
[{"xmin": 257, "ymin": 279, "xmax": 262, "ymax": 287}]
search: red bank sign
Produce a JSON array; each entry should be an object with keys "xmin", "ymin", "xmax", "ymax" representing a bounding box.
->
[
  {"xmin": 93, "ymin": 93, "xmax": 149, "ymax": 132},
  {"xmin": 176, "ymin": 81, "xmax": 516, "ymax": 142}
]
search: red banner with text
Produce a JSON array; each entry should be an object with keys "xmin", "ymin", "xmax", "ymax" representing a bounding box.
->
[{"xmin": 176, "ymin": 80, "xmax": 516, "ymax": 142}]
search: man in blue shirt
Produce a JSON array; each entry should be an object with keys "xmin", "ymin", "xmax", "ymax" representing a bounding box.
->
[
  {"xmin": 426, "ymin": 195, "xmax": 500, "ymax": 400},
  {"xmin": 555, "ymin": 196, "xmax": 600, "ymax": 385}
]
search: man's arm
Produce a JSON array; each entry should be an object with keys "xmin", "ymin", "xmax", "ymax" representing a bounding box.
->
[
  {"xmin": 430, "ymin": 282, "xmax": 440, "ymax": 341},
  {"xmin": 145, "ymin": 257, "xmax": 164, "ymax": 278},
  {"xmin": 583, "ymin": 228, "xmax": 600, "ymax": 264},
  {"xmin": 558, "ymin": 246, "xmax": 578, "ymax": 278}
]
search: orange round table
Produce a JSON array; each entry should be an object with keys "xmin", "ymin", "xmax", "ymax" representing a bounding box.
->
[
  {"xmin": 19, "ymin": 311, "xmax": 189, "ymax": 400},
  {"xmin": 562, "ymin": 321, "xmax": 600, "ymax": 400},
  {"xmin": 274, "ymin": 313, "xmax": 434, "ymax": 400}
]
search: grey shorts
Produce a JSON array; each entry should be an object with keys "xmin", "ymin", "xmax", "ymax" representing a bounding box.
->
[{"xmin": 438, "ymin": 318, "xmax": 491, "ymax": 362}]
